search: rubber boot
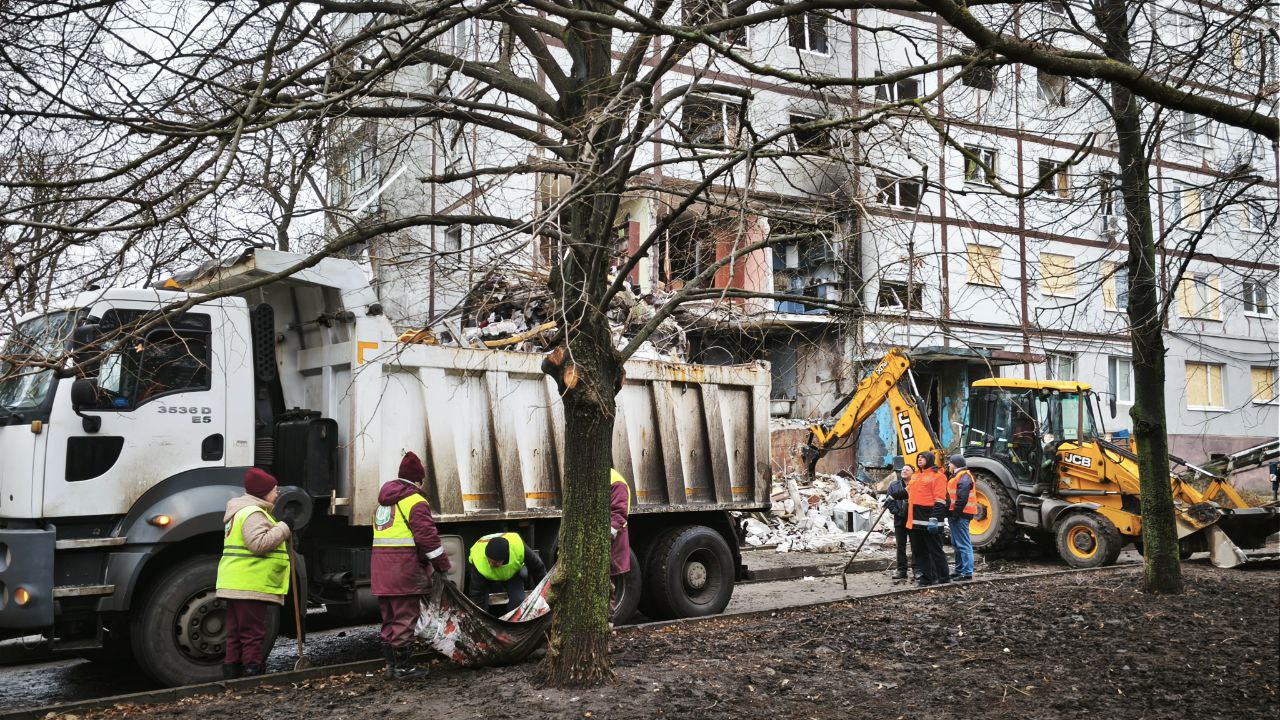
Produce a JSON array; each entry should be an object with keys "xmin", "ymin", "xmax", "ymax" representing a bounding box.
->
[
  {"xmin": 242, "ymin": 663, "xmax": 264, "ymax": 677},
  {"xmin": 382, "ymin": 644, "xmax": 397, "ymax": 680},
  {"xmin": 222, "ymin": 663, "xmax": 243, "ymax": 680},
  {"xmin": 393, "ymin": 646, "xmax": 429, "ymax": 680}
]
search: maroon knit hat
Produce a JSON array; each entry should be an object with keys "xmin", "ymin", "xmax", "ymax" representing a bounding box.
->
[
  {"xmin": 399, "ymin": 452, "xmax": 426, "ymax": 484},
  {"xmin": 244, "ymin": 467, "xmax": 278, "ymax": 499}
]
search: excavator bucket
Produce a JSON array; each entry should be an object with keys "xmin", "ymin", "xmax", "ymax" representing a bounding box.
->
[{"xmin": 1177, "ymin": 505, "xmax": 1280, "ymax": 569}]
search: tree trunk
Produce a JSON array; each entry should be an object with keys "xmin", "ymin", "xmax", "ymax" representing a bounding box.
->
[{"xmin": 1099, "ymin": 0, "xmax": 1183, "ymax": 594}]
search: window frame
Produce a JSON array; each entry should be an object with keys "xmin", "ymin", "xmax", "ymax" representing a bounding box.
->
[
  {"xmin": 683, "ymin": 0, "xmax": 748, "ymax": 47},
  {"xmin": 1178, "ymin": 272, "xmax": 1222, "ymax": 321},
  {"xmin": 680, "ymin": 95, "xmax": 742, "ymax": 148},
  {"xmin": 787, "ymin": 113, "xmax": 832, "ymax": 152},
  {"xmin": 965, "ymin": 243, "xmax": 1003, "ymax": 287},
  {"xmin": 876, "ymin": 279, "xmax": 923, "ymax": 312},
  {"xmin": 1185, "ymin": 361, "xmax": 1226, "ymax": 411},
  {"xmin": 1036, "ymin": 158, "xmax": 1071, "ymax": 199},
  {"xmin": 1242, "ymin": 279, "xmax": 1273, "ymax": 317},
  {"xmin": 88, "ymin": 312, "xmax": 214, "ymax": 412},
  {"xmin": 1250, "ymin": 366, "xmax": 1279, "ymax": 405},
  {"xmin": 1039, "ymin": 252, "xmax": 1077, "ymax": 298},
  {"xmin": 1036, "ymin": 70, "xmax": 1069, "ymax": 107},
  {"xmin": 1101, "ymin": 260, "xmax": 1129, "ymax": 313},
  {"xmin": 787, "ymin": 11, "xmax": 830, "ymax": 55},
  {"xmin": 873, "ymin": 70, "xmax": 921, "ymax": 103},
  {"xmin": 1044, "ymin": 352, "xmax": 1077, "ymax": 381},
  {"xmin": 962, "ymin": 145, "xmax": 997, "ymax": 186},
  {"xmin": 1108, "ymin": 356, "xmax": 1134, "ymax": 404},
  {"xmin": 874, "ymin": 175, "xmax": 923, "ymax": 209}
]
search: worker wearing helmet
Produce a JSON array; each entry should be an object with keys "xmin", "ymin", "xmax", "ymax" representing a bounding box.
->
[
  {"xmin": 467, "ymin": 532, "xmax": 547, "ymax": 616},
  {"xmin": 947, "ymin": 454, "xmax": 978, "ymax": 581},
  {"xmin": 216, "ymin": 468, "xmax": 293, "ymax": 678},
  {"xmin": 907, "ymin": 451, "xmax": 950, "ymax": 587},
  {"xmin": 371, "ymin": 452, "xmax": 450, "ymax": 681}
]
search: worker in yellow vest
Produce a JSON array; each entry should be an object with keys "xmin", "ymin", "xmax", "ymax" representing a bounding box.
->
[
  {"xmin": 466, "ymin": 532, "xmax": 547, "ymax": 616},
  {"xmin": 372, "ymin": 452, "xmax": 450, "ymax": 681},
  {"xmin": 216, "ymin": 468, "xmax": 293, "ymax": 678}
]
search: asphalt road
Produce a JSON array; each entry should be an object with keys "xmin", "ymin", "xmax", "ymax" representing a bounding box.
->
[{"xmin": 0, "ymin": 553, "xmax": 1129, "ymax": 712}]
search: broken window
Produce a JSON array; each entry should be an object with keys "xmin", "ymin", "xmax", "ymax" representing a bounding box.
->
[
  {"xmin": 874, "ymin": 70, "xmax": 920, "ymax": 102},
  {"xmin": 683, "ymin": 0, "xmax": 747, "ymax": 46},
  {"xmin": 788, "ymin": 11, "xmax": 829, "ymax": 54},
  {"xmin": 962, "ymin": 145, "xmax": 997, "ymax": 185},
  {"xmin": 1239, "ymin": 198, "xmax": 1268, "ymax": 233},
  {"xmin": 875, "ymin": 175, "xmax": 922, "ymax": 208},
  {"xmin": 1101, "ymin": 260, "xmax": 1128, "ymax": 312},
  {"xmin": 1177, "ymin": 273, "xmax": 1221, "ymax": 320},
  {"xmin": 665, "ymin": 214, "xmax": 719, "ymax": 286},
  {"xmin": 1175, "ymin": 111, "xmax": 1209, "ymax": 146},
  {"xmin": 329, "ymin": 123, "xmax": 380, "ymax": 207},
  {"xmin": 1171, "ymin": 184, "xmax": 1204, "ymax": 230},
  {"xmin": 877, "ymin": 280, "xmax": 922, "ymax": 311},
  {"xmin": 961, "ymin": 54, "xmax": 996, "ymax": 91},
  {"xmin": 1045, "ymin": 1, "xmax": 1068, "ymax": 15},
  {"xmin": 788, "ymin": 114, "xmax": 831, "ymax": 151},
  {"xmin": 681, "ymin": 95, "xmax": 741, "ymax": 147},
  {"xmin": 1231, "ymin": 28, "xmax": 1263, "ymax": 73},
  {"xmin": 1243, "ymin": 279, "xmax": 1271, "ymax": 315},
  {"xmin": 1037, "ymin": 70, "xmax": 1069, "ymax": 106},
  {"xmin": 1037, "ymin": 159, "xmax": 1070, "ymax": 198},
  {"xmin": 1045, "ymin": 352, "xmax": 1077, "ymax": 381}
]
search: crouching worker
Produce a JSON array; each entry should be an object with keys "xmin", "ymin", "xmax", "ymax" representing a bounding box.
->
[
  {"xmin": 467, "ymin": 532, "xmax": 547, "ymax": 616},
  {"xmin": 372, "ymin": 452, "xmax": 451, "ymax": 681},
  {"xmin": 216, "ymin": 468, "xmax": 293, "ymax": 679}
]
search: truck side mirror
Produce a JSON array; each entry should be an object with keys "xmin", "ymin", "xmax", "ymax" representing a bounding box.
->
[
  {"xmin": 70, "ymin": 378, "xmax": 103, "ymax": 433},
  {"xmin": 1109, "ymin": 395, "xmax": 1118, "ymax": 419}
]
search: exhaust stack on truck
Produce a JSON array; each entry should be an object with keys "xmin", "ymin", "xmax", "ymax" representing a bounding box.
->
[{"xmin": 0, "ymin": 249, "xmax": 770, "ymax": 686}]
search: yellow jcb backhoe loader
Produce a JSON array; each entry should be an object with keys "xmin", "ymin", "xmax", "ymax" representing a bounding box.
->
[{"xmin": 803, "ymin": 348, "xmax": 1280, "ymax": 569}]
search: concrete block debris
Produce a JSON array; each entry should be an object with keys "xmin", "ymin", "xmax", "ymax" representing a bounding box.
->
[{"xmin": 739, "ymin": 472, "xmax": 895, "ymax": 554}]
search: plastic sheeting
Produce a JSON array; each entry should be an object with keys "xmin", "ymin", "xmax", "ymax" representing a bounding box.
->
[{"xmin": 414, "ymin": 572, "xmax": 553, "ymax": 667}]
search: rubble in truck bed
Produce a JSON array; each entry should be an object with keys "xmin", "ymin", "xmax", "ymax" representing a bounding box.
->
[
  {"xmin": 425, "ymin": 271, "xmax": 689, "ymax": 361},
  {"xmin": 738, "ymin": 472, "xmax": 896, "ymax": 554}
]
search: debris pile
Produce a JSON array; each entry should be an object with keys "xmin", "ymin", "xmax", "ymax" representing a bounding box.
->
[{"xmin": 740, "ymin": 472, "xmax": 896, "ymax": 553}]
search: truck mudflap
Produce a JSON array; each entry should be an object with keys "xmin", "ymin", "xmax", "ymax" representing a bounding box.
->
[{"xmin": 0, "ymin": 525, "xmax": 55, "ymax": 631}]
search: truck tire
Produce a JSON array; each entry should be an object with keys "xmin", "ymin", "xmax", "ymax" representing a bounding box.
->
[
  {"xmin": 969, "ymin": 471, "xmax": 1018, "ymax": 553},
  {"xmin": 131, "ymin": 556, "xmax": 279, "ymax": 686},
  {"xmin": 1055, "ymin": 512, "xmax": 1123, "ymax": 569},
  {"xmin": 610, "ymin": 550, "xmax": 642, "ymax": 625},
  {"xmin": 643, "ymin": 525, "xmax": 734, "ymax": 620}
]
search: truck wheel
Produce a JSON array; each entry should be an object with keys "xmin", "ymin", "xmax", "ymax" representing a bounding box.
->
[
  {"xmin": 1055, "ymin": 512, "xmax": 1123, "ymax": 569},
  {"xmin": 969, "ymin": 472, "xmax": 1018, "ymax": 553},
  {"xmin": 609, "ymin": 550, "xmax": 642, "ymax": 625},
  {"xmin": 644, "ymin": 525, "xmax": 734, "ymax": 620},
  {"xmin": 131, "ymin": 556, "xmax": 279, "ymax": 686}
]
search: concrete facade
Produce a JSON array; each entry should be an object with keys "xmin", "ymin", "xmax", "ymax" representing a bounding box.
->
[{"xmin": 329, "ymin": 3, "xmax": 1278, "ymax": 486}]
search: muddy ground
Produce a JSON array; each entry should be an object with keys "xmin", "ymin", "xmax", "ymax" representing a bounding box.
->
[{"xmin": 72, "ymin": 564, "xmax": 1279, "ymax": 720}]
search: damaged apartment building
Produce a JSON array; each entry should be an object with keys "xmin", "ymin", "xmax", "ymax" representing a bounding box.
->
[{"xmin": 325, "ymin": 3, "xmax": 1278, "ymax": 485}]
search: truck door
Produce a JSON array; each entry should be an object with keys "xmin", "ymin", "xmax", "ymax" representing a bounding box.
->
[{"xmin": 41, "ymin": 304, "xmax": 230, "ymax": 518}]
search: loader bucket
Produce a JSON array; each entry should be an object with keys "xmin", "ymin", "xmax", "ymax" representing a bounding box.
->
[
  {"xmin": 1177, "ymin": 505, "xmax": 1280, "ymax": 569},
  {"xmin": 1213, "ymin": 507, "xmax": 1280, "ymax": 551}
]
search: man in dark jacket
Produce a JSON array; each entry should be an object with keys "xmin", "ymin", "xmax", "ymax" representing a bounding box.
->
[
  {"xmin": 947, "ymin": 454, "xmax": 977, "ymax": 581},
  {"xmin": 467, "ymin": 532, "xmax": 548, "ymax": 616},
  {"xmin": 371, "ymin": 452, "xmax": 450, "ymax": 681},
  {"xmin": 883, "ymin": 465, "xmax": 915, "ymax": 581}
]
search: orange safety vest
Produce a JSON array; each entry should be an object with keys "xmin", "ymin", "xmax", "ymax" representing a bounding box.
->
[
  {"xmin": 906, "ymin": 467, "xmax": 947, "ymax": 528},
  {"xmin": 948, "ymin": 469, "xmax": 978, "ymax": 516}
]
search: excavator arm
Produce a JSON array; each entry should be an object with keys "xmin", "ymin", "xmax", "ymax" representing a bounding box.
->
[{"xmin": 803, "ymin": 348, "xmax": 941, "ymax": 477}]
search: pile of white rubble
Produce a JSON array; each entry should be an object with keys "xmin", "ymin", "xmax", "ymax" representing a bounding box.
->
[{"xmin": 740, "ymin": 472, "xmax": 897, "ymax": 554}]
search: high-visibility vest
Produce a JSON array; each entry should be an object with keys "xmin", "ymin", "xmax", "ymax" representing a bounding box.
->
[
  {"xmin": 906, "ymin": 468, "xmax": 947, "ymax": 529},
  {"xmin": 611, "ymin": 468, "xmax": 631, "ymax": 515},
  {"xmin": 372, "ymin": 494, "xmax": 428, "ymax": 549},
  {"xmin": 469, "ymin": 532, "xmax": 525, "ymax": 582},
  {"xmin": 948, "ymin": 469, "xmax": 979, "ymax": 516},
  {"xmin": 217, "ymin": 505, "xmax": 290, "ymax": 595}
]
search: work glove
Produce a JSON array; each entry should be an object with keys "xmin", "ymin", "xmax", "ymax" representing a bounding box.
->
[
  {"xmin": 431, "ymin": 555, "xmax": 452, "ymax": 574},
  {"xmin": 610, "ymin": 526, "xmax": 619, "ymax": 539},
  {"xmin": 927, "ymin": 517, "xmax": 943, "ymax": 534},
  {"xmin": 280, "ymin": 508, "xmax": 298, "ymax": 531}
]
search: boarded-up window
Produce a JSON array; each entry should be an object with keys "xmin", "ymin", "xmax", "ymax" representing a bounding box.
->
[
  {"xmin": 1177, "ymin": 186, "xmax": 1203, "ymax": 229},
  {"xmin": 1185, "ymin": 362, "xmax": 1224, "ymax": 409},
  {"xmin": 1251, "ymin": 367, "xmax": 1278, "ymax": 404},
  {"xmin": 1177, "ymin": 273, "xmax": 1221, "ymax": 320},
  {"xmin": 1101, "ymin": 261, "xmax": 1128, "ymax": 311},
  {"xmin": 966, "ymin": 244, "xmax": 1002, "ymax": 286},
  {"xmin": 1040, "ymin": 252, "xmax": 1076, "ymax": 297}
]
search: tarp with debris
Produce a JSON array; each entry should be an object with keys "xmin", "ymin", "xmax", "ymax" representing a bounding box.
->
[{"xmin": 414, "ymin": 572, "xmax": 553, "ymax": 667}]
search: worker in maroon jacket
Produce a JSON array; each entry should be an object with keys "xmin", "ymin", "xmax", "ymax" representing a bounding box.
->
[
  {"xmin": 609, "ymin": 469, "xmax": 631, "ymax": 616},
  {"xmin": 371, "ymin": 452, "xmax": 450, "ymax": 681}
]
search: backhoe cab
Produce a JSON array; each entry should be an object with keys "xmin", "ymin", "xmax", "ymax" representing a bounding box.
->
[{"xmin": 804, "ymin": 349, "xmax": 1280, "ymax": 570}]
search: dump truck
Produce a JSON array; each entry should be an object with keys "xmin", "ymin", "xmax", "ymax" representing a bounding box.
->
[
  {"xmin": 0, "ymin": 249, "xmax": 771, "ymax": 686},
  {"xmin": 805, "ymin": 348, "xmax": 1279, "ymax": 569}
]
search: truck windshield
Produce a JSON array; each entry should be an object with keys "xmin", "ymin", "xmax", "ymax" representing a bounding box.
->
[{"xmin": 0, "ymin": 312, "xmax": 78, "ymax": 414}]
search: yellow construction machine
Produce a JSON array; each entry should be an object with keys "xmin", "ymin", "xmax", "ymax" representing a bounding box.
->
[{"xmin": 803, "ymin": 348, "xmax": 1280, "ymax": 568}]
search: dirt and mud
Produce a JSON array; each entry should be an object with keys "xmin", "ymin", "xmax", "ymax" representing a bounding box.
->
[{"xmin": 58, "ymin": 564, "xmax": 1280, "ymax": 720}]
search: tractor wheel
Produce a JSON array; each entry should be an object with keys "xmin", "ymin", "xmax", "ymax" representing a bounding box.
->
[
  {"xmin": 969, "ymin": 471, "xmax": 1018, "ymax": 553},
  {"xmin": 1055, "ymin": 512, "xmax": 1123, "ymax": 569}
]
